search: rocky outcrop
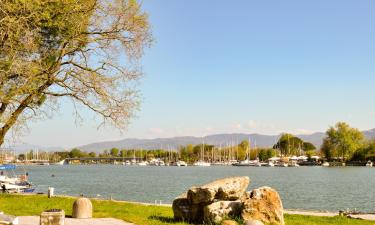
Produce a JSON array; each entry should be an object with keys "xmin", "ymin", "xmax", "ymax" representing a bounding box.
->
[
  {"xmin": 241, "ymin": 187, "xmax": 284, "ymax": 225},
  {"xmin": 203, "ymin": 200, "xmax": 242, "ymax": 223},
  {"xmin": 173, "ymin": 176, "xmax": 249, "ymax": 222},
  {"xmin": 187, "ymin": 176, "xmax": 250, "ymax": 204},
  {"xmin": 221, "ymin": 220, "xmax": 239, "ymax": 225},
  {"xmin": 172, "ymin": 193, "xmax": 205, "ymax": 222},
  {"xmin": 244, "ymin": 219, "xmax": 265, "ymax": 225},
  {"xmin": 173, "ymin": 177, "xmax": 284, "ymax": 225}
]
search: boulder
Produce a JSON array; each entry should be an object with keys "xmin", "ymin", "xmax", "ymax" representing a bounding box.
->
[
  {"xmin": 187, "ymin": 176, "xmax": 250, "ymax": 204},
  {"xmin": 172, "ymin": 193, "xmax": 204, "ymax": 222},
  {"xmin": 72, "ymin": 198, "xmax": 93, "ymax": 219},
  {"xmin": 241, "ymin": 187, "xmax": 284, "ymax": 225},
  {"xmin": 221, "ymin": 220, "xmax": 239, "ymax": 225},
  {"xmin": 204, "ymin": 200, "xmax": 242, "ymax": 223},
  {"xmin": 244, "ymin": 219, "xmax": 265, "ymax": 225},
  {"xmin": 173, "ymin": 176, "xmax": 250, "ymax": 223}
]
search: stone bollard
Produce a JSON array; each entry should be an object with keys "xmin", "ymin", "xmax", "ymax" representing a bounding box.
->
[
  {"xmin": 40, "ymin": 209, "xmax": 65, "ymax": 225},
  {"xmin": 72, "ymin": 198, "xmax": 93, "ymax": 219},
  {"xmin": 48, "ymin": 187, "xmax": 54, "ymax": 198}
]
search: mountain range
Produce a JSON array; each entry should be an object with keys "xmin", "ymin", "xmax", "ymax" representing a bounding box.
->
[
  {"xmin": 10, "ymin": 128, "xmax": 375, "ymax": 153},
  {"xmin": 75, "ymin": 128, "xmax": 375, "ymax": 153}
]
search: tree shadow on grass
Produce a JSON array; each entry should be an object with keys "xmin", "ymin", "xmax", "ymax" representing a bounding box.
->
[
  {"xmin": 148, "ymin": 215, "xmax": 193, "ymax": 224},
  {"xmin": 148, "ymin": 215, "xmax": 218, "ymax": 225}
]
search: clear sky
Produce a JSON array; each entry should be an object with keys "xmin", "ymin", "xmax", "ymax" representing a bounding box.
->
[{"xmin": 9, "ymin": 0, "xmax": 375, "ymax": 149}]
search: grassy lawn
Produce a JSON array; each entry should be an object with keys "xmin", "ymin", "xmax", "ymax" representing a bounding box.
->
[{"xmin": 0, "ymin": 194, "xmax": 373, "ymax": 225}]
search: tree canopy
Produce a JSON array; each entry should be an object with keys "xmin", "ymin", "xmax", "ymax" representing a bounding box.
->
[
  {"xmin": 273, "ymin": 133, "xmax": 316, "ymax": 156},
  {"xmin": 322, "ymin": 122, "xmax": 364, "ymax": 161},
  {"xmin": 0, "ymin": 0, "xmax": 152, "ymax": 146}
]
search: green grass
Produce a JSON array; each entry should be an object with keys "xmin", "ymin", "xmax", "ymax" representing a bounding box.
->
[{"xmin": 0, "ymin": 194, "xmax": 373, "ymax": 225}]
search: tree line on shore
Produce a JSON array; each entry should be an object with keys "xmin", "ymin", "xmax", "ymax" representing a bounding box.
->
[{"xmin": 16, "ymin": 122, "xmax": 375, "ymax": 163}]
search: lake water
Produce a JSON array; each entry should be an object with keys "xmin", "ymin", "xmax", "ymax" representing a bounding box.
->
[{"xmin": 18, "ymin": 165, "xmax": 375, "ymax": 212}]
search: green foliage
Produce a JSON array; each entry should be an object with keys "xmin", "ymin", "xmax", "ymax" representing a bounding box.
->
[
  {"xmin": 303, "ymin": 142, "xmax": 316, "ymax": 151},
  {"xmin": 273, "ymin": 133, "xmax": 310, "ymax": 156},
  {"xmin": 17, "ymin": 154, "xmax": 25, "ymax": 161},
  {"xmin": 110, "ymin": 148, "xmax": 119, "ymax": 157},
  {"xmin": 0, "ymin": 0, "xmax": 152, "ymax": 147},
  {"xmin": 258, "ymin": 148, "xmax": 277, "ymax": 161},
  {"xmin": 69, "ymin": 148, "xmax": 87, "ymax": 158},
  {"xmin": 323, "ymin": 122, "xmax": 364, "ymax": 161},
  {"xmin": 351, "ymin": 139, "xmax": 375, "ymax": 161},
  {"xmin": 88, "ymin": 152, "xmax": 96, "ymax": 157}
]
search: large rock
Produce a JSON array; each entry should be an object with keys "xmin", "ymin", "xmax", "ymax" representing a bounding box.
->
[
  {"xmin": 204, "ymin": 200, "xmax": 242, "ymax": 223},
  {"xmin": 221, "ymin": 220, "xmax": 239, "ymax": 225},
  {"xmin": 72, "ymin": 198, "xmax": 93, "ymax": 219},
  {"xmin": 245, "ymin": 219, "xmax": 265, "ymax": 225},
  {"xmin": 172, "ymin": 193, "xmax": 204, "ymax": 222},
  {"xmin": 241, "ymin": 187, "xmax": 284, "ymax": 225},
  {"xmin": 187, "ymin": 176, "xmax": 250, "ymax": 204},
  {"xmin": 173, "ymin": 176, "xmax": 250, "ymax": 223}
]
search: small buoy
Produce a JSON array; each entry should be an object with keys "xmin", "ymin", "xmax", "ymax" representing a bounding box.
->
[{"xmin": 51, "ymin": 174, "xmax": 55, "ymax": 177}]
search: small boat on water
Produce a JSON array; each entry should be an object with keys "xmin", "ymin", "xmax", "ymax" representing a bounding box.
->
[
  {"xmin": 137, "ymin": 161, "xmax": 148, "ymax": 166},
  {"xmin": 288, "ymin": 161, "xmax": 300, "ymax": 167},
  {"xmin": 233, "ymin": 159, "xmax": 259, "ymax": 167},
  {"xmin": 275, "ymin": 162, "xmax": 288, "ymax": 167},
  {"xmin": 322, "ymin": 162, "xmax": 330, "ymax": 167},
  {"xmin": 211, "ymin": 161, "xmax": 226, "ymax": 166},
  {"xmin": 193, "ymin": 160, "xmax": 211, "ymax": 167},
  {"xmin": 263, "ymin": 161, "xmax": 274, "ymax": 167},
  {"xmin": 149, "ymin": 159, "xmax": 165, "ymax": 166},
  {"xmin": 0, "ymin": 164, "xmax": 34, "ymax": 193},
  {"xmin": 366, "ymin": 161, "xmax": 373, "ymax": 167},
  {"xmin": 173, "ymin": 160, "xmax": 188, "ymax": 167}
]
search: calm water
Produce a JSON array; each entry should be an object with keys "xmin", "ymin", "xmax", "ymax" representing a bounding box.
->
[{"xmin": 17, "ymin": 165, "xmax": 375, "ymax": 212}]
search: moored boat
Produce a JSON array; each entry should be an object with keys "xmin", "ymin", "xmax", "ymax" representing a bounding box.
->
[
  {"xmin": 275, "ymin": 162, "xmax": 288, "ymax": 167},
  {"xmin": 288, "ymin": 161, "xmax": 300, "ymax": 167},
  {"xmin": 263, "ymin": 161, "xmax": 275, "ymax": 167},
  {"xmin": 193, "ymin": 160, "xmax": 211, "ymax": 166},
  {"xmin": 137, "ymin": 161, "xmax": 148, "ymax": 166},
  {"xmin": 173, "ymin": 160, "xmax": 188, "ymax": 166},
  {"xmin": 233, "ymin": 159, "xmax": 259, "ymax": 167},
  {"xmin": 0, "ymin": 164, "xmax": 34, "ymax": 193}
]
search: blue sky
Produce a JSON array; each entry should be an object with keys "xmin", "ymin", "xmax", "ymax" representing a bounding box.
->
[{"xmin": 10, "ymin": 0, "xmax": 375, "ymax": 148}]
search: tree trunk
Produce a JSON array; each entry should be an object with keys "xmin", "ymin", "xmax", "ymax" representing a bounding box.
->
[{"xmin": 0, "ymin": 81, "xmax": 53, "ymax": 148}]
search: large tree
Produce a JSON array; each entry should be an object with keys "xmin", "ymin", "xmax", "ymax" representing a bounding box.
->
[
  {"xmin": 323, "ymin": 122, "xmax": 364, "ymax": 161},
  {"xmin": 0, "ymin": 0, "xmax": 151, "ymax": 146},
  {"xmin": 273, "ymin": 133, "xmax": 316, "ymax": 156}
]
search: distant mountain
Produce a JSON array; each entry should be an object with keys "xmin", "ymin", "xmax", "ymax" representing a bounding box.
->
[
  {"xmin": 11, "ymin": 129, "xmax": 374, "ymax": 153},
  {"xmin": 364, "ymin": 128, "xmax": 375, "ymax": 140},
  {"xmin": 77, "ymin": 132, "xmax": 329, "ymax": 153},
  {"xmin": 6, "ymin": 144, "xmax": 64, "ymax": 153}
]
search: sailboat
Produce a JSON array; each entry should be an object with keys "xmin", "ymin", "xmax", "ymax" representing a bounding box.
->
[
  {"xmin": 193, "ymin": 141, "xmax": 211, "ymax": 166},
  {"xmin": 233, "ymin": 138, "xmax": 259, "ymax": 166}
]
